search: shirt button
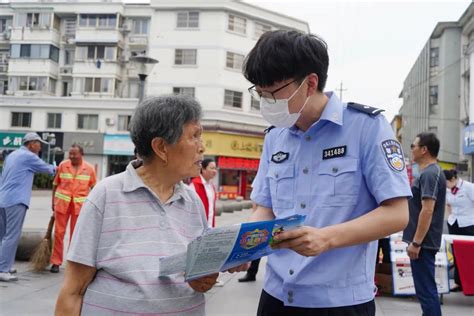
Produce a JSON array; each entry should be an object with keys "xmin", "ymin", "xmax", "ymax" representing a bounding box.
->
[
  {"xmin": 275, "ymin": 173, "xmax": 279, "ymax": 178},
  {"xmin": 160, "ymin": 210, "xmax": 166, "ymax": 216},
  {"xmin": 300, "ymin": 203, "xmax": 306, "ymax": 209},
  {"xmin": 302, "ymin": 168, "xmax": 308, "ymax": 174},
  {"xmin": 305, "ymin": 135, "xmax": 311, "ymax": 141},
  {"xmin": 289, "ymin": 269, "xmax": 294, "ymax": 275},
  {"xmin": 332, "ymin": 167, "xmax": 338, "ymax": 173}
]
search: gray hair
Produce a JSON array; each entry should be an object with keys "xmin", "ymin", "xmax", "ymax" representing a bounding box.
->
[{"xmin": 129, "ymin": 94, "xmax": 202, "ymax": 160}]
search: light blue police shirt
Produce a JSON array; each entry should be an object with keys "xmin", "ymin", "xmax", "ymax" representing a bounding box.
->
[
  {"xmin": 251, "ymin": 92, "xmax": 412, "ymax": 308},
  {"xmin": 0, "ymin": 146, "xmax": 55, "ymax": 208}
]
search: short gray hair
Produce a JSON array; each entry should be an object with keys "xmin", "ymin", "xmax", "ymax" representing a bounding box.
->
[{"xmin": 129, "ymin": 94, "xmax": 202, "ymax": 160}]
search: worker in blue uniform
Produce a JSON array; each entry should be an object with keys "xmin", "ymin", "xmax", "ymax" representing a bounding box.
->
[{"xmin": 244, "ymin": 30, "xmax": 412, "ymax": 316}]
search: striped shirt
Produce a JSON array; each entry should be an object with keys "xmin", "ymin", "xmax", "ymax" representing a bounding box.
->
[{"xmin": 67, "ymin": 162, "xmax": 208, "ymax": 315}]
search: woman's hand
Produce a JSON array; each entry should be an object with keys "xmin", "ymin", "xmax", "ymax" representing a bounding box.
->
[
  {"xmin": 226, "ymin": 262, "xmax": 250, "ymax": 273},
  {"xmin": 188, "ymin": 273, "xmax": 218, "ymax": 293}
]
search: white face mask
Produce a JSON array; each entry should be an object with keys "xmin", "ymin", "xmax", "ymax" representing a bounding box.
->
[{"xmin": 259, "ymin": 79, "xmax": 309, "ymax": 128}]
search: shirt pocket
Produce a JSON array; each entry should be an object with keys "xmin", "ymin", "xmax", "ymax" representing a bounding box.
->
[
  {"xmin": 266, "ymin": 164, "xmax": 295, "ymax": 209},
  {"xmin": 315, "ymin": 157, "xmax": 359, "ymax": 206}
]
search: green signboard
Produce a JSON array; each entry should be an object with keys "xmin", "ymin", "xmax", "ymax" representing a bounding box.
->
[{"xmin": 0, "ymin": 132, "xmax": 25, "ymax": 149}]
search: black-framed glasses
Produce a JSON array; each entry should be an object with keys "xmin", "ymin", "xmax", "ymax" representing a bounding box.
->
[{"xmin": 248, "ymin": 79, "xmax": 298, "ymax": 104}]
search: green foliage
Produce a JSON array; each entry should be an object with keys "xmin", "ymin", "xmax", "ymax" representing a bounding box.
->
[{"xmin": 33, "ymin": 173, "xmax": 54, "ymax": 189}]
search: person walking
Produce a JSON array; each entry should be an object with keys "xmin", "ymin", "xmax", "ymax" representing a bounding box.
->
[
  {"xmin": 0, "ymin": 133, "xmax": 56, "ymax": 282},
  {"xmin": 443, "ymin": 169, "xmax": 474, "ymax": 292},
  {"xmin": 190, "ymin": 158, "xmax": 217, "ymax": 228},
  {"xmin": 403, "ymin": 132, "xmax": 446, "ymax": 316},
  {"xmin": 244, "ymin": 30, "xmax": 411, "ymax": 315},
  {"xmin": 50, "ymin": 144, "xmax": 96, "ymax": 273}
]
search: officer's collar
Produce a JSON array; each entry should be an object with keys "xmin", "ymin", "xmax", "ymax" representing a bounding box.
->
[{"xmin": 318, "ymin": 92, "xmax": 343, "ymax": 126}]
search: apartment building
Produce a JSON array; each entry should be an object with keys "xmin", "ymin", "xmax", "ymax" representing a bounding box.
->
[{"xmin": 0, "ymin": 0, "xmax": 309, "ymax": 198}]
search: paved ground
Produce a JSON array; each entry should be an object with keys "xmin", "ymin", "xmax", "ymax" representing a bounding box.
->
[{"xmin": 0, "ymin": 190, "xmax": 473, "ymax": 315}]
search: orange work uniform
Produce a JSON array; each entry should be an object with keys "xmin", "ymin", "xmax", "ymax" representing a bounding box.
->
[{"xmin": 50, "ymin": 160, "xmax": 96, "ymax": 266}]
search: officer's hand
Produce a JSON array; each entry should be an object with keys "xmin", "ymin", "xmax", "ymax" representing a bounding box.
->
[
  {"xmin": 406, "ymin": 243, "xmax": 421, "ymax": 260},
  {"xmin": 188, "ymin": 273, "xmax": 218, "ymax": 293},
  {"xmin": 271, "ymin": 226, "xmax": 330, "ymax": 257},
  {"xmin": 226, "ymin": 262, "xmax": 250, "ymax": 273}
]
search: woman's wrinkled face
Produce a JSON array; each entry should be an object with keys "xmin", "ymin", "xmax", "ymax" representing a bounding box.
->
[{"xmin": 167, "ymin": 121, "xmax": 205, "ymax": 179}]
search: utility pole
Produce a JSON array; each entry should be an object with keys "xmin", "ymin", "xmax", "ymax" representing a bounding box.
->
[{"xmin": 335, "ymin": 81, "xmax": 347, "ymax": 101}]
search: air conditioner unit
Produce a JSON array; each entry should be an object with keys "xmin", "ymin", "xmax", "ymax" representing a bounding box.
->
[
  {"xmin": 105, "ymin": 118, "xmax": 115, "ymax": 126},
  {"xmin": 120, "ymin": 24, "xmax": 131, "ymax": 33},
  {"xmin": 2, "ymin": 32, "xmax": 10, "ymax": 40}
]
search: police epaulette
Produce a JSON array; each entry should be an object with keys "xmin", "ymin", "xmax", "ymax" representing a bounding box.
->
[
  {"xmin": 347, "ymin": 102, "xmax": 384, "ymax": 117},
  {"xmin": 264, "ymin": 126, "xmax": 275, "ymax": 134}
]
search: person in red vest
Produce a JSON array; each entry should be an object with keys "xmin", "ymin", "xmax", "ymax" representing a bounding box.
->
[{"xmin": 190, "ymin": 159, "xmax": 217, "ymax": 228}]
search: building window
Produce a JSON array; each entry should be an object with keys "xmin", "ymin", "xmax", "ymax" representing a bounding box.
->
[
  {"xmin": 173, "ymin": 87, "xmax": 195, "ymax": 97},
  {"xmin": 0, "ymin": 18, "xmax": 12, "ymax": 33},
  {"xmin": 177, "ymin": 12, "xmax": 199, "ymax": 28},
  {"xmin": 226, "ymin": 52, "xmax": 244, "ymax": 70},
  {"xmin": 47, "ymin": 113, "xmax": 62, "ymax": 129},
  {"xmin": 12, "ymin": 76, "xmax": 47, "ymax": 91},
  {"xmin": 15, "ymin": 12, "xmax": 50, "ymax": 28},
  {"xmin": 10, "ymin": 44, "xmax": 59, "ymax": 62},
  {"xmin": 429, "ymin": 85, "xmax": 438, "ymax": 105},
  {"xmin": 430, "ymin": 47, "xmax": 439, "ymax": 67},
  {"xmin": 175, "ymin": 49, "xmax": 197, "ymax": 65},
  {"xmin": 77, "ymin": 114, "xmax": 98, "ymax": 130},
  {"xmin": 64, "ymin": 50, "xmax": 74, "ymax": 65},
  {"xmin": 77, "ymin": 45, "xmax": 115, "ymax": 61},
  {"xmin": 131, "ymin": 18, "xmax": 149, "ymax": 35},
  {"xmin": 228, "ymin": 14, "xmax": 246, "ymax": 34},
  {"xmin": 11, "ymin": 112, "xmax": 31, "ymax": 127},
  {"xmin": 79, "ymin": 14, "xmax": 116, "ymax": 28},
  {"xmin": 251, "ymin": 96, "xmax": 260, "ymax": 111},
  {"xmin": 117, "ymin": 115, "xmax": 131, "ymax": 131},
  {"xmin": 224, "ymin": 90, "xmax": 243, "ymax": 109},
  {"xmin": 49, "ymin": 78, "xmax": 57, "ymax": 94},
  {"xmin": 84, "ymin": 77, "xmax": 112, "ymax": 93},
  {"xmin": 254, "ymin": 22, "xmax": 271, "ymax": 38}
]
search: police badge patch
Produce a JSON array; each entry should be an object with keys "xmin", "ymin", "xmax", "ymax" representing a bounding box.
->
[
  {"xmin": 271, "ymin": 151, "xmax": 289, "ymax": 163},
  {"xmin": 381, "ymin": 139, "xmax": 405, "ymax": 172}
]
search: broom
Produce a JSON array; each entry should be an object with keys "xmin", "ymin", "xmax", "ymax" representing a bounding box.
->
[{"xmin": 30, "ymin": 215, "xmax": 55, "ymax": 272}]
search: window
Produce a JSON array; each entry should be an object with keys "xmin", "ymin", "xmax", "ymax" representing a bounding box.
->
[
  {"xmin": 84, "ymin": 77, "xmax": 112, "ymax": 93},
  {"xmin": 430, "ymin": 47, "xmax": 439, "ymax": 67},
  {"xmin": 15, "ymin": 12, "xmax": 49, "ymax": 27},
  {"xmin": 11, "ymin": 112, "xmax": 31, "ymax": 127},
  {"xmin": 177, "ymin": 12, "xmax": 199, "ymax": 28},
  {"xmin": 224, "ymin": 90, "xmax": 243, "ymax": 109},
  {"xmin": 79, "ymin": 14, "xmax": 116, "ymax": 28},
  {"xmin": 228, "ymin": 14, "xmax": 246, "ymax": 34},
  {"xmin": 0, "ymin": 18, "xmax": 12, "ymax": 33},
  {"xmin": 254, "ymin": 22, "xmax": 271, "ymax": 38},
  {"xmin": 77, "ymin": 114, "xmax": 98, "ymax": 130},
  {"xmin": 81, "ymin": 45, "xmax": 114, "ymax": 60},
  {"xmin": 64, "ymin": 50, "xmax": 74, "ymax": 65},
  {"xmin": 117, "ymin": 115, "xmax": 131, "ymax": 131},
  {"xmin": 251, "ymin": 96, "xmax": 260, "ymax": 111},
  {"xmin": 173, "ymin": 87, "xmax": 195, "ymax": 97},
  {"xmin": 27, "ymin": 13, "xmax": 40, "ymax": 27},
  {"xmin": 226, "ymin": 52, "xmax": 244, "ymax": 70},
  {"xmin": 175, "ymin": 49, "xmax": 197, "ymax": 65},
  {"xmin": 131, "ymin": 18, "xmax": 149, "ymax": 35},
  {"xmin": 429, "ymin": 85, "xmax": 438, "ymax": 105},
  {"xmin": 13, "ymin": 76, "xmax": 47, "ymax": 91},
  {"xmin": 10, "ymin": 44, "xmax": 59, "ymax": 62},
  {"xmin": 49, "ymin": 78, "xmax": 57, "ymax": 94},
  {"xmin": 47, "ymin": 113, "xmax": 61, "ymax": 129}
]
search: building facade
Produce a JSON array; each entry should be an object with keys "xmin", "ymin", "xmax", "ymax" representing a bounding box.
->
[{"xmin": 0, "ymin": 0, "xmax": 309, "ymax": 198}]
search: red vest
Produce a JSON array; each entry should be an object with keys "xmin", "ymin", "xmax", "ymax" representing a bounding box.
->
[{"xmin": 191, "ymin": 176, "xmax": 216, "ymax": 227}]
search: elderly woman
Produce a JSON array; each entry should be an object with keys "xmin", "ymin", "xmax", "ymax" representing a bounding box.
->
[{"xmin": 55, "ymin": 95, "xmax": 244, "ymax": 315}]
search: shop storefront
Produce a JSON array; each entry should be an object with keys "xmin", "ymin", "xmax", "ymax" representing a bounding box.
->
[
  {"xmin": 103, "ymin": 134, "xmax": 134, "ymax": 176},
  {"xmin": 202, "ymin": 131, "xmax": 263, "ymax": 199},
  {"xmin": 0, "ymin": 131, "xmax": 25, "ymax": 172}
]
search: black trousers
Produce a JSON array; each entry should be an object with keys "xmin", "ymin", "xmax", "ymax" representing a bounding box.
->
[
  {"xmin": 247, "ymin": 258, "xmax": 261, "ymax": 276},
  {"xmin": 257, "ymin": 290, "xmax": 375, "ymax": 316},
  {"xmin": 448, "ymin": 220, "xmax": 474, "ymax": 286}
]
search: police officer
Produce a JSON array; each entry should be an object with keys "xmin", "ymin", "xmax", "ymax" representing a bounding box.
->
[{"xmin": 244, "ymin": 30, "xmax": 412, "ymax": 316}]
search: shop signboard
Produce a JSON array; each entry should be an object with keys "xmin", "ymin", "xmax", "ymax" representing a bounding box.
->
[
  {"xmin": 203, "ymin": 132, "xmax": 264, "ymax": 159},
  {"xmin": 103, "ymin": 134, "xmax": 134, "ymax": 156},
  {"xmin": 0, "ymin": 132, "xmax": 25, "ymax": 149}
]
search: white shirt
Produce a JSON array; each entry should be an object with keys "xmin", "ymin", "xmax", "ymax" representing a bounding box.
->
[{"xmin": 446, "ymin": 179, "xmax": 474, "ymax": 227}]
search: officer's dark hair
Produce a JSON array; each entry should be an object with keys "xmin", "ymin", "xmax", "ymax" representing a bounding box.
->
[
  {"xmin": 243, "ymin": 30, "xmax": 329, "ymax": 91},
  {"xmin": 71, "ymin": 143, "xmax": 84, "ymax": 155},
  {"xmin": 416, "ymin": 132, "xmax": 440, "ymax": 158},
  {"xmin": 129, "ymin": 95, "xmax": 202, "ymax": 161},
  {"xmin": 201, "ymin": 159, "xmax": 214, "ymax": 173},
  {"xmin": 443, "ymin": 169, "xmax": 457, "ymax": 181}
]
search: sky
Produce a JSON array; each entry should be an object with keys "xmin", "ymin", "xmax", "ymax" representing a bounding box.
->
[{"xmin": 243, "ymin": 0, "xmax": 472, "ymax": 121}]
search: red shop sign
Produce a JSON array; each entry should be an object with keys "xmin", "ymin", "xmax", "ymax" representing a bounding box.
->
[{"xmin": 218, "ymin": 157, "xmax": 260, "ymax": 171}]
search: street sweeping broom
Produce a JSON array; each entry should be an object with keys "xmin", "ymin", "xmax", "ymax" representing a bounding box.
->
[{"xmin": 30, "ymin": 216, "xmax": 55, "ymax": 272}]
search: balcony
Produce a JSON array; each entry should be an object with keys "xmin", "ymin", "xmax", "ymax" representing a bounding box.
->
[
  {"xmin": 128, "ymin": 35, "xmax": 148, "ymax": 47},
  {"xmin": 10, "ymin": 26, "xmax": 60, "ymax": 44},
  {"xmin": 75, "ymin": 27, "xmax": 123, "ymax": 46}
]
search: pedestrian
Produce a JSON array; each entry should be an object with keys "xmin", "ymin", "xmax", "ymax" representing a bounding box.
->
[
  {"xmin": 50, "ymin": 144, "xmax": 96, "ymax": 273},
  {"xmin": 190, "ymin": 158, "xmax": 217, "ymax": 228},
  {"xmin": 443, "ymin": 169, "xmax": 474, "ymax": 292},
  {"xmin": 403, "ymin": 132, "xmax": 445, "ymax": 316},
  {"xmin": 243, "ymin": 30, "xmax": 412, "ymax": 315},
  {"xmin": 0, "ymin": 133, "xmax": 56, "ymax": 282},
  {"xmin": 55, "ymin": 95, "xmax": 247, "ymax": 315}
]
